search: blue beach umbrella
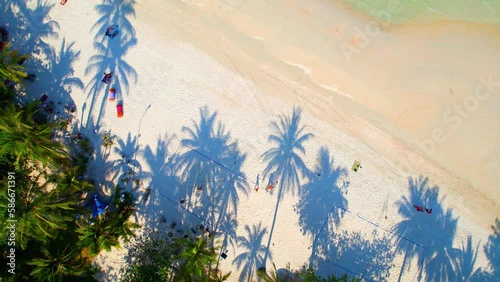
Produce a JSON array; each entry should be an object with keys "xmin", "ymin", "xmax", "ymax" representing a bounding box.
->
[{"xmin": 92, "ymin": 194, "xmax": 107, "ymax": 218}]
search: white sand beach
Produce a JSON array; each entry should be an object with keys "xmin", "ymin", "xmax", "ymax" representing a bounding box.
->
[{"xmin": 5, "ymin": 0, "xmax": 499, "ymax": 280}]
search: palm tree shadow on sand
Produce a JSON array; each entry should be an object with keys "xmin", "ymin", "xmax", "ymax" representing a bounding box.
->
[
  {"xmin": 295, "ymin": 147, "xmax": 348, "ymax": 265},
  {"xmin": 139, "ymin": 134, "xmax": 184, "ymax": 228},
  {"xmin": 2, "ymin": 1, "xmax": 82, "ymax": 108},
  {"xmin": 260, "ymin": 106, "xmax": 313, "ymax": 269},
  {"xmin": 84, "ymin": 0, "xmax": 137, "ymax": 128},
  {"xmin": 233, "ymin": 223, "xmax": 270, "ymax": 282},
  {"xmin": 479, "ymin": 218, "xmax": 500, "ymax": 280},
  {"xmin": 315, "ymin": 229, "xmax": 395, "ymax": 281},
  {"xmin": 391, "ymin": 176, "xmax": 481, "ymax": 282},
  {"xmin": 176, "ymin": 107, "xmax": 248, "ymax": 235},
  {"xmin": 4, "ymin": 0, "xmax": 59, "ymax": 59}
]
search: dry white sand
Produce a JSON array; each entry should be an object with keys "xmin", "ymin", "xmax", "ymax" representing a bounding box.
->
[{"xmin": 16, "ymin": 0, "xmax": 500, "ymax": 280}]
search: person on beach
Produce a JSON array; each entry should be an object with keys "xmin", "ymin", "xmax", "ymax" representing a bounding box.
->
[
  {"xmin": 266, "ymin": 172, "xmax": 278, "ymax": 191},
  {"xmin": 413, "ymin": 205, "xmax": 424, "ymax": 212},
  {"xmin": 105, "ymin": 25, "xmax": 114, "ymax": 36},
  {"xmin": 105, "ymin": 25, "xmax": 120, "ymax": 38},
  {"xmin": 254, "ymin": 174, "xmax": 260, "ymax": 192},
  {"xmin": 60, "ymin": 0, "xmax": 68, "ymax": 5}
]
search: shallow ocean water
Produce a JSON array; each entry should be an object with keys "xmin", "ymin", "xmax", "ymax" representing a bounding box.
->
[{"xmin": 342, "ymin": 0, "xmax": 500, "ymax": 25}]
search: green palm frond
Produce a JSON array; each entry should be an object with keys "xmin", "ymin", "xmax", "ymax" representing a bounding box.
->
[{"xmin": 0, "ymin": 43, "xmax": 29, "ymax": 89}]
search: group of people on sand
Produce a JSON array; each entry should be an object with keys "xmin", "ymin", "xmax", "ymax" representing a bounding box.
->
[
  {"xmin": 413, "ymin": 205, "xmax": 432, "ymax": 214},
  {"xmin": 254, "ymin": 173, "xmax": 278, "ymax": 192}
]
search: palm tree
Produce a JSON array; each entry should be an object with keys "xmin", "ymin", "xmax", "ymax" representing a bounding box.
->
[
  {"xmin": 0, "ymin": 42, "xmax": 29, "ymax": 89},
  {"xmin": 257, "ymin": 262, "xmax": 280, "ymax": 282},
  {"xmin": 110, "ymin": 212, "xmax": 139, "ymax": 242},
  {"xmin": 0, "ymin": 103, "xmax": 67, "ymax": 169},
  {"xmin": 0, "ymin": 177, "xmax": 76, "ymax": 249},
  {"xmin": 260, "ymin": 107, "xmax": 313, "ymax": 267},
  {"xmin": 233, "ymin": 224, "xmax": 269, "ymax": 282},
  {"xmin": 76, "ymin": 206, "xmax": 138, "ymax": 257},
  {"xmin": 47, "ymin": 165, "xmax": 94, "ymax": 198},
  {"xmin": 76, "ymin": 218, "xmax": 120, "ymax": 256},
  {"xmin": 174, "ymin": 232, "xmax": 218, "ymax": 281},
  {"xmin": 27, "ymin": 245, "xmax": 85, "ymax": 282},
  {"xmin": 209, "ymin": 269, "xmax": 232, "ymax": 282}
]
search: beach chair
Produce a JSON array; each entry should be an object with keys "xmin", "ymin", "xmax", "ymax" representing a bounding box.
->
[
  {"xmin": 102, "ymin": 73, "xmax": 112, "ymax": 84},
  {"xmin": 351, "ymin": 160, "xmax": 361, "ymax": 172},
  {"xmin": 117, "ymin": 104, "xmax": 123, "ymax": 118},
  {"xmin": 109, "ymin": 28, "xmax": 120, "ymax": 39},
  {"xmin": 108, "ymin": 88, "xmax": 116, "ymax": 101}
]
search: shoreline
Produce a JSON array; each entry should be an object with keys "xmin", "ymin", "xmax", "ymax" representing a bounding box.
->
[
  {"xmin": 338, "ymin": 0, "xmax": 500, "ymax": 27},
  {"xmin": 156, "ymin": 0, "xmax": 499, "ymax": 223}
]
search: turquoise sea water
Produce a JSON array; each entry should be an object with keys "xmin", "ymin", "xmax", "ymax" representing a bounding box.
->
[{"xmin": 342, "ymin": 0, "xmax": 500, "ymax": 26}]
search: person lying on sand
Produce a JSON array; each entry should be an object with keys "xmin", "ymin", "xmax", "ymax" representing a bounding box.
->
[{"xmin": 60, "ymin": 0, "xmax": 68, "ymax": 5}]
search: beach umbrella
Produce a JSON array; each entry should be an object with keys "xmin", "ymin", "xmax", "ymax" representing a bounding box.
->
[{"xmin": 92, "ymin": 194, "xmax": 107, "ymax": 218}]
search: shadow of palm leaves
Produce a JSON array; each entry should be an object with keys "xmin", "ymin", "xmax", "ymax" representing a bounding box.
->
[
  {"xmin": 448, "ymin": 235, "xmax": 483, "ymax": 281},
  {"xmin": 74, "ymin": 116, "xmax": 119, "ymax": 196},
  {"xmin": 316, "ymin": 229, "xmax": 395, "ymax": 281},
  {"xmin": 392, "ymin": 176, "xmax": 458, "ymax": 282},
  {"xmin": 296, "ymin": 147, "xmax": 348, "ymax": 263},
  {"xmin": 261, "ymin": 106, "xmax": 313, "ymax": 196},
  {"xmin": 178, "ymin": 107, "xmax": 248, "ymax": 231},
  {"xmin": 260, "ymin": 106, "xmax": 313, "ymax": 267},
  {"xmin": 482, "ymin": 218, "xmax": 500, "ymax": 280},
  {"xmin": 6, "ymin": 0, "xmax": 59, "ymax": 58},
  {"xmin": 91, "ymin": 0, "xmax": 137, "ymax": 44},
  {"xmin": 50, "ymin": 39, "xmax": 84, "ymax": 92},
  {"xmin": 233, "ymin": 223, "xmax": 270, "ymax": 282},
  {"xmin": 140, "ymin": 134, "xmax": 185, "ymax": 227},
  {"xmin": 3, "ymin": 1, "xmax": 83, "ymax": 107},
  {"xmin": 423, "ymin": 208, "xmax": 458, "ymax": 281},
  {"xmin": 110, "ymin": 132, "xmax": 143, "ymax": 191},
  {"xmin": 84, "ymin": 0, "xmax": 137, "ymax": 127},
  {"xmin": 28, "ymin": 38, "xmax": 84, "ymax": 103}
]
